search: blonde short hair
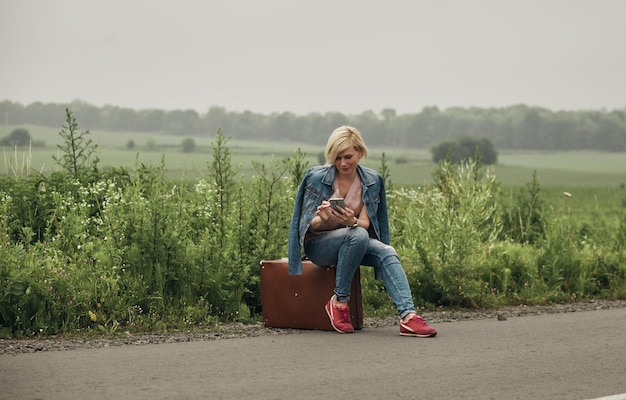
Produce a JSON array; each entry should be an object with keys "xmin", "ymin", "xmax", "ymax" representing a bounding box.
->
[{"xmin": 325, "ymin": 126, "xmax": 369, "ymax": 164}]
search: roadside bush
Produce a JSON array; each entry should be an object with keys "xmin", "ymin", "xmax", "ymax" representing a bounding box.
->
[
  {"xmin": 481, "ymin": 241, "xmax": 551, "ymax": 304},
  {"xmin": 500, "ymin": 171, "xmax": 546, "ymax": 244},
  {"xmin": 0, "ymin": 123, "xmax": 300, "ymax": 336},
  {"xmin": 389, "ymin": 158, "xmax": 502, "ymax": 307}
]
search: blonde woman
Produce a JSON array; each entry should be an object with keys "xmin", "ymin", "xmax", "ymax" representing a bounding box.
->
[{"xmin": 288, "ymin": 126, "xmax": 437, "ymax": 336}]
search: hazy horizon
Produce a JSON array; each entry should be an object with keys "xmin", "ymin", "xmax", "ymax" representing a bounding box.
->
[{"xmin": 2, "ymin": 0, "xmax": 626, "ymax": 115}]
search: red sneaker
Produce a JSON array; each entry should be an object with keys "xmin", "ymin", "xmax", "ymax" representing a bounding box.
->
[
  {"xmin": 399, "ymin": 315, "xmax": 437, "ymax": 337},
  {"xmin": 325, "ymin": 297, "xmax": 354, "ymax": 333}
]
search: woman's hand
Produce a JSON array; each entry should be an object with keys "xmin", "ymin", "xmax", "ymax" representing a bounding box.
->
[
  {"xmin": 315, "ymin": 201, "xmax": 333, "ymax": 223},
  {"xmin": 317, "ymin": 201, "xmax": 356, "ymax": 226}
]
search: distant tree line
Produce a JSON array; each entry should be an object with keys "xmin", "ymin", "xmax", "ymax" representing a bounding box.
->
[{"xmin": 1, "ymin": 100, "xmax": 625, "ymax": 151}]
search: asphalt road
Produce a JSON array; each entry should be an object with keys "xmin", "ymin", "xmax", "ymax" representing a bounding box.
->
[{"xmin": 1, "ymin": 308, "xmax": 625, "ymax": 400}]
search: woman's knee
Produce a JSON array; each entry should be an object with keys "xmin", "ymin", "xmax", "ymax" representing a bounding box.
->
[
  {"xmin": 348, "ymin": 226, "xmax": 370, "ymax": 245},
  {"xmin": 374, "ymin": 241, "xmax": 399, "ymax": 258}
]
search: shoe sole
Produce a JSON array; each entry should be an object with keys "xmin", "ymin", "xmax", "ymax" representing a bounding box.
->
[
  {"xmin": 399, "ymin": 331, "xmax": 437, "ymax": 337},
  {"xmin": 325, "ymin": 303, "xmax": 353, "ymax": 334}
]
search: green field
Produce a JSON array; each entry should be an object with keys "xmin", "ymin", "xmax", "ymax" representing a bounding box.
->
[{"xmin": 1, "ymin": 124, "xmax": 625, "ymax": 187}]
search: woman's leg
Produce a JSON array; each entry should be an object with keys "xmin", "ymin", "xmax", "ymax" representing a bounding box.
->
[
  {"xmin": 361, "ymin": 239, "xmax": 417, "ymax": 319},
  {"xmin": 304, "ymin": 227, "xmax": 369, "ymax": 302}
]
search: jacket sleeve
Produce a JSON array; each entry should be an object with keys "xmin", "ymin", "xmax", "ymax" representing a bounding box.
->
[
  {"xmin": 377, "ymin": 176, "xmax": 391, "ymax": 245},
  {"xmin": 287, "ymin": 172, "xmax": 307, "ymax": 275}
]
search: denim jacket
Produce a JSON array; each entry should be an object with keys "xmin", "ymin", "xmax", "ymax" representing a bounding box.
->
[{"xmin": 287, "ymin": 164, "xmax": 390, "ymax": 275}]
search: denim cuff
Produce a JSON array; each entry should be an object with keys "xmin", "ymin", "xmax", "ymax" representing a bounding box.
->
[{"xmin": 334, "ymin": 293, "xmax": 351, "ymax": 303}]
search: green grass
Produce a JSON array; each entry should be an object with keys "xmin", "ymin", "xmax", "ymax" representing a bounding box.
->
[
  {"xmin": 1, "ymin": 124, "xmax": 625, "ymax": 187},
  {"xmin": 498, "ymin": 150, "xmax": 626, "ymax": 174}
]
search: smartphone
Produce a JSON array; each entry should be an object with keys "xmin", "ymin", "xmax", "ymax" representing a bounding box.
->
[{"xmin": 329, "ymin": 197, "xmax": 345, "ymax": 213}]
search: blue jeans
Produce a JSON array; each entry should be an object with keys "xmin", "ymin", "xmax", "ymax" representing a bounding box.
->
[{"xmin": 304, "ymin": 227, "xmax": 417, "ymax": 319}]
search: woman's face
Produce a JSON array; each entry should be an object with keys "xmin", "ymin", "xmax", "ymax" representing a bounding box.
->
[{"xmin": 334, "ymin": 146, "xmax": 361, "ymax": 177}]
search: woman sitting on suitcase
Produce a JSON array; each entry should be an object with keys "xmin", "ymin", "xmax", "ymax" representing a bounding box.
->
[{"xmin": 288, "ymin": 125, "xmax": 437, "ymax": 337}]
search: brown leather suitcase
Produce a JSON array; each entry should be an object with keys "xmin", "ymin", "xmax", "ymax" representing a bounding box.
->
[{"xmin": 260, "ymin": 258, "xmax": 363, "ymax": 330}]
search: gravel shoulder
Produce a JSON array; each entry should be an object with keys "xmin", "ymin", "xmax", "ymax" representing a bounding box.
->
[{"xmin": 2, "ymin": 299, "xmax": 625, "ymax": 355}]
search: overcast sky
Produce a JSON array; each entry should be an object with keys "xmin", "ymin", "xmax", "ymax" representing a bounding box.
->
[{"xmin": 2, "ymin": 0, "xmax": 625, "ymax": 116}]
